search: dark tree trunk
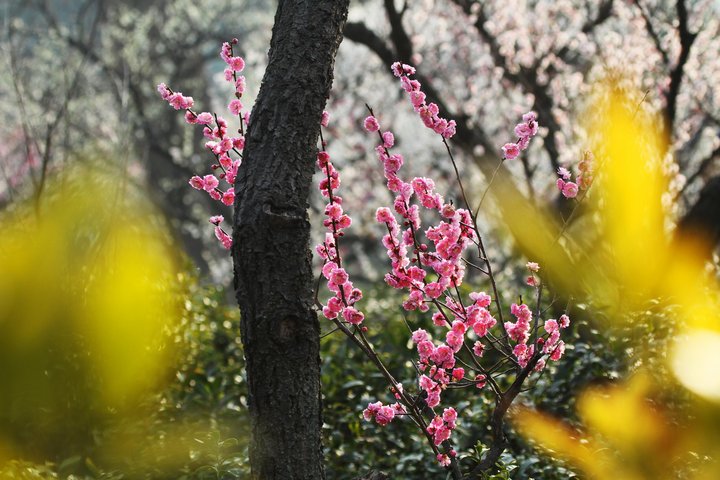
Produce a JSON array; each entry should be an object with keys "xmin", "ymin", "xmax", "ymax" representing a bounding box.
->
[
  {"xmin": 231, "ymin": 1, "xmax": 349, "ymax": 479},
  {"xmin": 675, "ymin": 175, "xmax": 720, "ymax": 260}
]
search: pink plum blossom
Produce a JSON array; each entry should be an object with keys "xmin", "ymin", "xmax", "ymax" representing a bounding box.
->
[
  {"xmin": 202, "ymin": 174, "xmax": 219, "ymax": 192},
  {"xmin": 502, "ymin": 143, "xmax": 520, "ymax": 160},
  {"xmin": 557, "ymin": 167, "xmax": 572, "ymax": 180},
  {"xmin": 227, "ymin": 56, "xmax": 245, "ymax": 71},
  {"xmin": 189, "ymin": 176, "xmax": 205, "ymax": 190},
  {"xmin": 363, "ymin": 115, "xmax": 380, "ymax": 132},
  {"xmin": 562, "ymin": 181, "xmax": 579, "ymax": 198},
  {"xmin": 214, "ymin": 226, "xmax": 232, "ymax": 250},
  {"xmin": 342, "ymin": 307, "xmax": 364, "ymax": 325},
  {"xmin": 221, "ymin": 189, "xmax": 235, "ymax": 206},
  {"xmin": 196, "ymin": 112, "xmax": 213, "ymax": 124},
  {"xmin": 229, "ymin": 99, "xmax": 243, "ymax": 116},
  {"xmin": 375, "ymin": 405, "xmax": 395, "ymax": 426}
]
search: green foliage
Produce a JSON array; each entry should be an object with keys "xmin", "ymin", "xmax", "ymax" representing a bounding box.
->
[
  {"xmin": 319, "ymin": 284, "xmax": 613, "ymax": 479},
  {"xmin": 0, "ymin": 461, "xmax": 58, "ymax": 480},
  {"xmin": 4, "ymin": 271, "xmax": 679, "ymax": 479},
  {"xmin": 1, "ymin": 269, "xmax": 249, "ymax": 479}
]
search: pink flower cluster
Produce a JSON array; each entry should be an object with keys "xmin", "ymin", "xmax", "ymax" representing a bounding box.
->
[
  {"xmin": 505, "ymin": 302, "xmax": 570, "ymax": 369},
  {"xmin": 555, "ymin": 168, "xmax": 579, "ymax": 199},
  {"xmin": 427, "ymin": 407, "xmax": 458, "ymax": 446},
  {"xmin": 315, "ymin": 113, "xmax": 365, "ymax": 326},
  {"xmin": 360, "ymin": 110, "xmax": 509, "ymax": 451},
  {"xmin": 526, "ymin": 261, "xmax": 540, "ymax": 286},
  {"xmin": 501, "ymin": 112, "xmax": 539, "ymax": 160},
  {"xmin": 158, "ymin": 39, "xmax": 251, "ymax": 250},
  {"xmin": 210, "ymin": 215, "xmax": 232, "ymax": 250},
  {"xmin": 540, "ymin": 315, "xmax": 569, "ymax": 362},
  {"xmin": 506, "ymin": 303, "xmax": 535, "ymax": 367},
  {"xmin": 556, "ymin": 150, "xmax": 594, "ymax": 199},
  {"xmin": 220, "ymin": 40, "xmax": 249, "ymax": 122},
  {"xmin": 436, "ymin": 451, "xmax": 455, "ymax": 467},
  {"xmin": 406, "ymin": 295, "xmax": 503, "ymax": 425},
  {"xmin": 316, "ymin": 64, "xmax": 568, "ymax": 469},
  {"xmin": 157, "ymin": 83, "xmax": 194, "ymax": 110},
  {"xmin": 409, "ymin": 293, "xmax": 496, "ymax": 406},
  {"xmin": 363, "ymin": 401, "xmax": 406, "ymax": 426},
  {"xmin": 506, "ymin": 303, "xmax": 532, "ymax": 344},
  {"xmin": 363, "ymin": 116, "xmax": 476, "ymax": 316},
  {"xmin": 391, "ymin": 62, "xmax": 457, "ymax": 139},
  {"xmin": 319, "ymin": 261, "xmax": 364, "ymax": 324}
]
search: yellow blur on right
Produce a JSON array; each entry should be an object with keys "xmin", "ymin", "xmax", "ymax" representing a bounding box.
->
[{"xmin": 508, "ymin": 83, "xmax": 720, "ymax": 479}]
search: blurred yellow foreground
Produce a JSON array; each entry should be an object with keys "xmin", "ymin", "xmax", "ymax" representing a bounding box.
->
[
  {"xmin": 505, "ymin": 84, "xmax": 720, "ymax": 479},
  {"xmin": 0, "ymin": 168, "xmax": 181, "ymax": 466}
]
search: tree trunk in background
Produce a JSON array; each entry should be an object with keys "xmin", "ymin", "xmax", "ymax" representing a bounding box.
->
[
  {"xmin": 675, "ymin": 175, "xmax": 720, "ymax": 260},
  {"xmin": 231, "ymin": 1, "xmax": 349, "ymax": 479}
]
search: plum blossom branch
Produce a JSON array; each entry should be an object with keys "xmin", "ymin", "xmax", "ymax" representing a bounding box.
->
[
  {"xmin": 313, "ymin": 62, "xmax": 570, "ymax": 474},
  {"xmin": 158, "ymin": 39, "xmax": 250, "ymax": 250}
]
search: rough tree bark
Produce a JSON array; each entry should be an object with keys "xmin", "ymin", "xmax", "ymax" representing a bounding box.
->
[{"xmin": 231, "ymin": 1, "xmax": 349, "ymax": 479}]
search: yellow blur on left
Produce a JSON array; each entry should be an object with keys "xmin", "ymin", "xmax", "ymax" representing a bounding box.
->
[{"xmin": 0, "ymin": 168, "xmax": 180, "ymax": 462}]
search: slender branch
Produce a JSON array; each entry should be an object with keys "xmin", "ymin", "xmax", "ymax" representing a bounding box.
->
[
  {"xmin": 666, "ymin": 0, "xmax": 698, "ymax": 133},
  {"xmin": 441, "ymin": 137, "xmax": 509, "ymax": 353},
  {"xmin": 466, "ymin": 354, "xmax": 542, "ymax": 477}
]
